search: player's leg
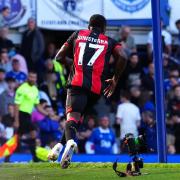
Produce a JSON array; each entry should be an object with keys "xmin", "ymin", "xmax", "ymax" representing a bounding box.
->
[
  {"xmin": 29, "ymin": 130, "xmax": 39, "ymax": 162},
  {"xmin": 48, "ymin": 88, "xmax": 86, "ymax": 163},
  {"xmin": 60, "ymin": 112, "xmax": 81, "ymax": 168},
  {"xmin": 60, "ymin": 88, "xmax": 87, "ymax": 168},
  {"xmin": 18, "ymin": 111, "xmax": 39, "ymax": 162}
]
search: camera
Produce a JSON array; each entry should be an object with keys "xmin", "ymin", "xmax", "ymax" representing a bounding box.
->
[
  {"xmin": 113, "ymin": 133, "xmax": 147, "ymax": 177},
  {"xmin": 122, "ymin": 133, "xmax": 147, "ymax": 156}
]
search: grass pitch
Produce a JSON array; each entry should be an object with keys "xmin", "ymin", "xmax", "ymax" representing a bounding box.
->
[{"xmin": 0, "ymin": 163, "xmax": 180, "ymax": 180}]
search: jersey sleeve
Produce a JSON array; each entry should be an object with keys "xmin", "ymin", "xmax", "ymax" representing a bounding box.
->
[{"xmin": 64, "ymin": 31, "xmax": 79, "ymax": 47}]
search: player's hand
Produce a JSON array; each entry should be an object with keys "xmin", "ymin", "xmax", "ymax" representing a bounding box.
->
[{"xmin": 104, "ymin": 78, "xmax": 117, "ymax": 98}]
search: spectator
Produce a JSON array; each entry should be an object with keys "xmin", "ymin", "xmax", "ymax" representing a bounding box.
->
[
  {"xmin": 129, "ymin": 86, "xmax": 142, "ymax": 107},
  {"xmin": 166, "ymin": 115, "xmax": 176, "ymax": 154},
  {"xmin": 31, "ymin": 99, "xmax": 48, "ymax": 124},
  {"xmin": 0, "ymin": 6, "xmax": 10, "ymax": 27},
  {"xmin": 167, "ymin": 85, "xmax": 180, "ymax": 116},
  {"xmin": 40, "ymin": 59, "xmax": 66, "ymax": 109},
  {"xmin": 119, "ymin": 26, "xmax": 136, "ymax": 56},
  {"xmin": 0, "ymin": 121, "xmax": 6, "ymax": 144},
  {"xmin": 172, "ymin": 114, "xmax": 180, "ymax": 153},
  {"xmin": 94, "ymin": 97, "xmax": 111, "ymax": 119},
  {"xmin": 21, "ymin": 18, "xmax": 45, "ymax": 71},
  {"xmin": 0, "ymin": 77, "xmax": 16, "ymax": 117},
  {"xmin": 164, "ymin": 67, "xmax": 180, "ymax": 94},
  {"xmin": 44, "ymin": 42, "xmax": 57, "ymax": 59},
  {"xmin": 44, "ymin": 59, "xmax": 66, "ymax": 92},
  {"xmin": 116, "ymin": 91, "xmax": 141, "ymax": 141},
  {"xmin": 1, "ymin": 104, "xmax": 15, "ymax": 140},
  {"xmin": 147, "ymin": 19, "xmax": 172, "ymax": 61},
  {"xmin": 141, "ymin": 62, "xmax": 155, "ymax": 101},
  {"xmin": 139, "ymin": 111, "xmax": 157, "ymax": 152},
  {"xmin": 0, "ymin": 50, "xmax": 12, "ymax": 72},
  {"xmin": 11, "ymin": 54, "xmax": 28, "ymax": 75},
  {"xmin": 38, "ymin": 105, "xmax": 61, "ymax": 147},
  {"xmin": 39, "ymin": 90, "xmax": 51, "ymax": 106},
  {"xmin": 0, "ymin": 103, "xmax": 15, "ymax": 162},
  {"xmin": 77, "ymin": 116, "xmax": 96, "ymax": 153},
  {"xmin": 14, "ymin": 70, "xmax": 48, "ymax": 161},
  {"xmin": 163, "ymin": 55, "xmax": 172, "ymax": 79},
  {"xmin": 0, "ymin": 68, "xmax": 7, "ymax": 94},
  {"xmin": 6, "ymin": 59, "xmax": 27, "ymax": 85},
  {"xmin": 0, "ymin": 27, "xmax": 14, "ymax": 51},
  {"xmin": 175, "ymin": 19, "xmax": 180, "ymax": 59},
  {"xmin": 123, "ymin": 52, "xmax": 143, "ymax": 88},
  {"xmin": 85, "ymin": 116, "xmax": 118, "ymax": 154}
]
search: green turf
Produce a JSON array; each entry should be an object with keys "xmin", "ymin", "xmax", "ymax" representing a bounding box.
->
[{"xmin": 0, "ymin": 163, "xmax": 180, "ymax": 180}]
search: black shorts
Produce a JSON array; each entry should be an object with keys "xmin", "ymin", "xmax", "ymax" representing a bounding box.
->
[
  {"xmin": 66, "ymin": 87, "xmax": 100, "ymax": 116},
  {"xmin": 18, "ymin": 111, "xmax": 36, "ymax": 135}
]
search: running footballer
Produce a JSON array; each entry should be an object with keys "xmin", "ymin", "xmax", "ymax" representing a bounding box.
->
[{"xmin": 48, "ymin": 14, "xmax": 127, "ymax": 168}]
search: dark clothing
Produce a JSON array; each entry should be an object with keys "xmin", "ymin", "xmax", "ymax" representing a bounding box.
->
[
  {"xmin": 141, "ymin": 74, "xmax": 154, "ymax": 92},
  {"xmin": 65, "ymin": 29, "xmax": 121, "ymax": 95},
  {"xmin": 174, "ymin": 123, "xmax": 180, "ymax": 153},
  {"xmin": 18, "ymin": 111, "xmax": 38, "ymax": 162},
  {"xmin": 21, "ymin": 29, "xmax": 45, "ymax": 70},
  {"xmin": 0, "ymin": 37, "xmax": 14, "ymax": 51},
  {"xmin": 139, "ymin": 121, "xmax": 157, "ymax": 152},
  {"xmin": 123, "ymin": 61, "xmax": 143, "ymax": 87},
  {"xmin": 66, "ymin": 87, "xmax": 100, "ymax": 116},
  {"xmin": 168, "ymin": 98, "xmax": 180, "ymax": 116},
  {"xmin": 18, "ymin": 111, "xmax": 36, "ymax": 135},
  {"xmin": 1, "ymin": 114, "xmax": 14, "ymax": 127}
]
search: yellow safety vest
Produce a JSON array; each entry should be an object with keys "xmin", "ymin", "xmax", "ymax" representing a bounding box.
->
[{"xmin": 53, "ymin": 60, "xmax": 66, "ymax": 89}]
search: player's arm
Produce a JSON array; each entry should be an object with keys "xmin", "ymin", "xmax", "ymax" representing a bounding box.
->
[
  {"xmin": 55, "ymin": 31, "xmax": 78, "ymax": 63},
  {"xmin": 55, "ymin": 44, "xmax": 70, "ymax": 63},
  {"xmin": 112, "ymin": 46, "xmax": 127, "ymax": 82},
  {"xmin": 104, "ymin": 45, "xmax": 127, "ymax": 98},
  {"xmin": 14, "ymin": 104, "xmax": 19, "ymax": 129}
]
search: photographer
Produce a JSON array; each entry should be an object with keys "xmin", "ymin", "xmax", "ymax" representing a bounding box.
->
[{"xmin": 139, "ymin": 111, "xmax": 157, "ymax": 152}]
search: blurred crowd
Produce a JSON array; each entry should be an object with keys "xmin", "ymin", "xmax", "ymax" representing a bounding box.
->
[{"xmin": 0, "ymin": 6, "xmax": 180, "ymax": 156}]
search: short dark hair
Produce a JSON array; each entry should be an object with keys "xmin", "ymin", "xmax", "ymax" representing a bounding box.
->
[
  {"xmin": 1, "ymin": 6, "xmax": 9, "ymax": 12},
  {"xmin": 89, "ymin": 14, "xmax": 106, "ymax": 32},
  {"xmin": 12, "ymin": 59, "xmax": 19, "ymax": 64},
  {"xmin": 129, "ymin": 52, "xmax": 138, "ymax": 58},
  {"xmin": 173, "ymin": 84, "xmax": 180, "ymax": 91},
  {"xmin": 175, "ymin": 19, "xmax": 180, "ymax": 26},
  {"xmin": 28, "ymin": 69, "xmax": 37, "ymax": 74},
  {"xmin": 40, "ymin": 99, "xmax": 47, "ymax": 104},
  {"xmin": 120, "ymin": 90, "xmax": 130, "ymax": 100},
  {"xmin": 5, "ymin": 77, "xmax": 16, "ymax": 82}
]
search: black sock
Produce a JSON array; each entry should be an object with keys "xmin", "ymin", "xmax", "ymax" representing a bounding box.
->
[
  {"xmin": 60, "ymin": 132, "xmax": 66, "ymax": 146},
  {"xmin": 28, "ymin": 139, "xmax": 39, "ymax": 162},
  {"xmin": 65, "ymin": 121, "xmax": 78, "ymax": 142},
  {"xmin": 21, "ymin": 138, "xmax": 38, "ymax": 162}
]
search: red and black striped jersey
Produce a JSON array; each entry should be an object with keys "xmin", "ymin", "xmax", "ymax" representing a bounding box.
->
[{"xmin": 64, "ymin": 29, "xmax": 121, "ymax": 95}]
